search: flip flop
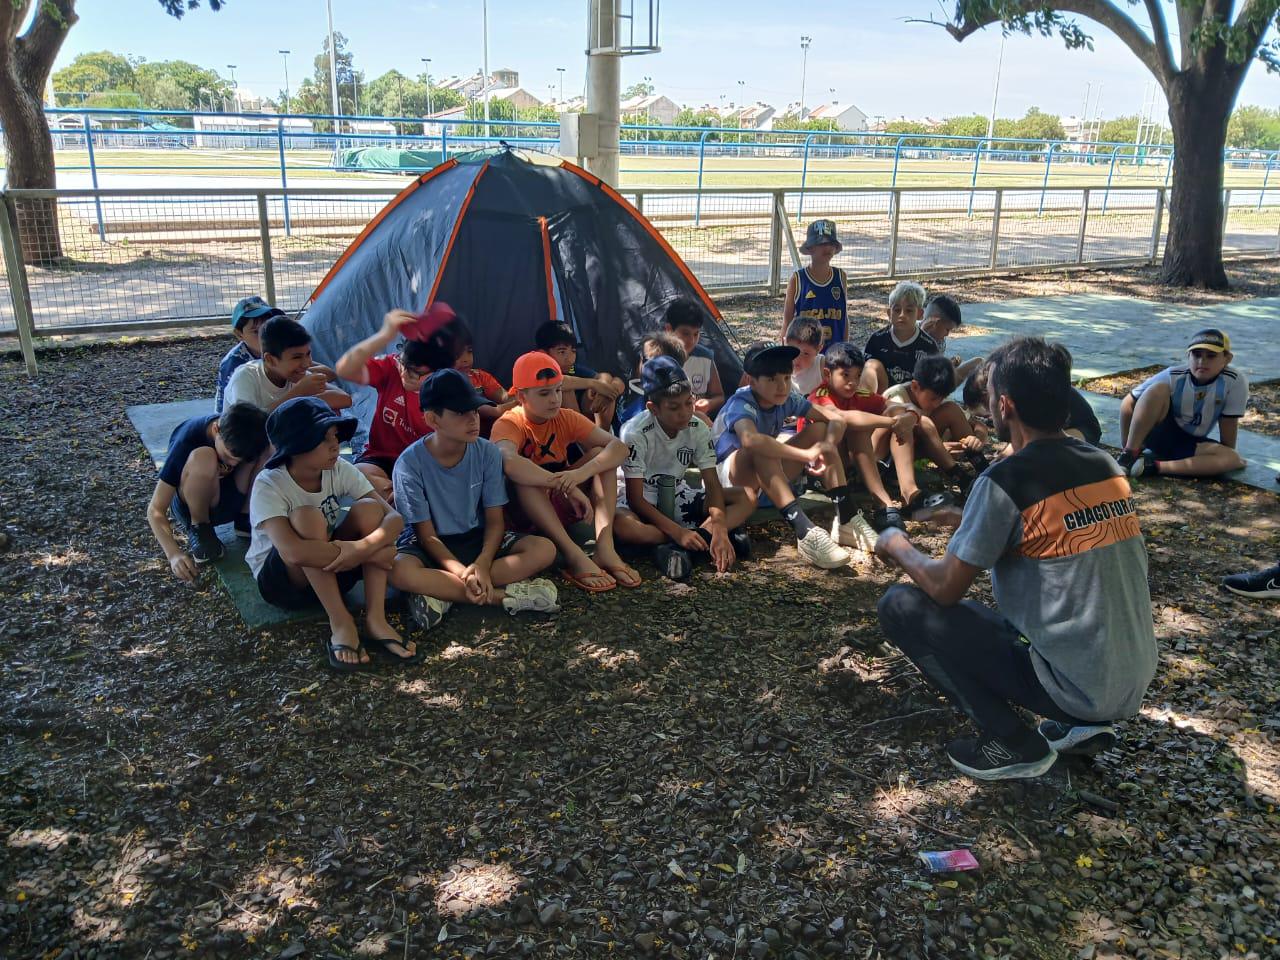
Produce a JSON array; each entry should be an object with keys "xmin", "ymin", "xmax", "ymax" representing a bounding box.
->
[
  {"xmin": 600, "ymin": 562, "xmax": 643, "ymax": 588},
  {"xmin": 322, "ymin": 636, "xmax": 368, "ymax": 673},
  {"xmin": 364, "ymin": 634, "xmax": 420, "ymax": 665},
  {"xmin": 561, "ymin": 568, "xmax": 617, "ymax": 594}
]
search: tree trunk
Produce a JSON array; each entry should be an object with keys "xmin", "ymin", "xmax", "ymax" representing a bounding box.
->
[
  {"xmin": 0, "ymin": 80, "xmax": 63, "ymax": 265},
  {"xmin": 1160, "ymin": 75, "xmax": 1233, "ymax": 289}
]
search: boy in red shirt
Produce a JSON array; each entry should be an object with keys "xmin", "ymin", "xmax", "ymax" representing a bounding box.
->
[{"xmin": 336, "ymin": 309, "xmax": 451, "ymax": 502}]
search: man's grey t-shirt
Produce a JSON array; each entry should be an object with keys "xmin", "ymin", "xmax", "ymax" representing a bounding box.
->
[{"xmin": 948, "ymin": 437, "xmax": 1157, "ymax": 720}]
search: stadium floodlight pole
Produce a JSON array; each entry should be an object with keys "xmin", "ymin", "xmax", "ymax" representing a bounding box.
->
[
  {"xmin": 326, "ymin": 0, "xmax": 341, "ymax": 134},
  {"xmin": 227, "ymin": 64, "xmax": 239, "ymax": 111},
  {"xmin": 799, "ymin": 35, "xmax": 811, "ymax": 119},
  {"xmin": 482, "ymin": 0, "xmax": 491, "ymax": 139},
  {"xmin": 421, "ymin": 58, "xmax": 433, "ymax": 116},
  {"xmin": 557, "ymin": 66, "xmax": 566, "ymax": 102},
  {"xmin": 279, "ymin": 50, "xmax": 291, "ymax": 115},
  {"xmin": 985, "ymin": 33, "xmax": 1005, "ymax": 144}
]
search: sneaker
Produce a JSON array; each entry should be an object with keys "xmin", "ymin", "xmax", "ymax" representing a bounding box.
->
[
  {"xmin": 1127, "ymin": 452, "xmax": 1157, "ymax": 479},
  {"xmin": 872, "ymin": 505, "xmax": 906, "ymax": 532},
  {"xmin": 1221, "ymin": 562, "xmax": 1280, "ymax": 600},
  {"xmin": 233, "ymin": 514, "xmax": 252, "ymax": 538},
  {"xmin": 728, "ymin": 526, "xmax": 752, "ymax": 560},
  {"xmin": 188, "ymin": 522, "xmax": 224, "ymax": 564},
  {"xmin": 1038, "ymin": 720, "xmax": 1118, "ymax": 756},
  {"xmin": 654, "ymin": 543, "xmax": 693, "ymax": 582},
  {"xmin": 502, "ymin": 578, "xmax": 560, "ymax": 615},
  {"xmin": 407, "ymin": 594, "xmax": 452, "ymax": 631},
  {"xmin": 1115, "ymin": 449, "xmax": 1138, "ymax": 471},
  {"xmin": 946, "ymin": 732, "xmax": 1057, "ymax": 781},
  {"xmin": 796, "ymin": 526, "xmax": 851, "ymax": 569},
  {"xmin": 834, "ymin": 511, "xmax": 878, "ymax": 552}
]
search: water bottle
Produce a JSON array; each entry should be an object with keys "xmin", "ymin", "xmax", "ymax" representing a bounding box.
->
[{"xmin": 655, "ymin": 474, "xmax": 677, "ymax": 520}]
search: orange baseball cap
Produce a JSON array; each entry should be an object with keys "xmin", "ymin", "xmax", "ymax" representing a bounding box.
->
[{"xmin": 511, "ymin": 351, "xmax": 564, "ymax": 390}]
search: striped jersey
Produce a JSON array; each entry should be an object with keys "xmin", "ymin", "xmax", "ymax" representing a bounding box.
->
[{"xmin": 1131, "ymin": 365, "xmax": 1248, "ymax": 439}]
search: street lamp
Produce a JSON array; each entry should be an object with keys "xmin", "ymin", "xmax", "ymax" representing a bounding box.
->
[
  {"xmin": 279, "ymin": 50, "xmax": 291, "ymax": 114},
  {"xmin": 799, "ymin": 36, "xmax": 811, "ymax": 118},
  {"xmin": 557, "ymin": 66, "xmax": 566, "ymax": 102},
  {"xmin": 421, "ymin": 58, "xmax": 433, "ymax": 116},
  {"xmin": 226, "ymin": 64, "xmax": 239, "ymax": 112}
]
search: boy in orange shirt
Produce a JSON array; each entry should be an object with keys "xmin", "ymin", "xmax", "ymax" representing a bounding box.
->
[{"xmin": 491, "ymin": 352, "xmax": 639, "ymax": 593}]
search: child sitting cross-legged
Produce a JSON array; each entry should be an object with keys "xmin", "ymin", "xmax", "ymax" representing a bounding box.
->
[
  {"xmin": 786, "ymin": 318, "xmax": 826, "ymax": 398},
  {"xmin": 216, "ymin": 296, "xmax": 282, "ymax": 412},
  {"xmin": 224, "ymin": 315, "xmax": 351, "ymax": 415},
  {"xmin": 613, "ymin": 357, "xmax": 754, "ymax": 581},
  {"xmin": 712, "ymin": 342, "xmax": 860, "ymax": 569},
  {"xmin": 882, "ymin": 355, "xmax": 981, "ymax": 496},
  {"xmin": 246, "ymin": 397, "xmax": 409, "ymax": 672},
  {"xmin": 492, "ymin": 352, "xmax": 641, "ymax": 593},
  {"xmin": 146, "ymin": 402, "xmax": 270, "ymax": 576},
  {"xmin": 620, "ymin": 331, "xmax": 688, "ymax": 425},
  {"xmin": 862, "ymin": 281, "xmax": 940, "ymax": 395},
  {"xmin": 389, "ymin": 369, "xmax": 560, "ymax": 632},
  {"xmin": 962, "ymin": 352, "xmax": 1102, "ymax": 453},
  {"xmin": 664, "ymin": 298, "xmax": 727, "ymax": 419},
  {"xmin": 534, "ymin": 321, "xmax": 626, "ymax": 430}
]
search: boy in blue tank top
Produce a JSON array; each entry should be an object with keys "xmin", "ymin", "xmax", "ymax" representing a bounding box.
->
[{"xmin": 781, "ymin": 219, "xmax": 847, "ymax": 349}]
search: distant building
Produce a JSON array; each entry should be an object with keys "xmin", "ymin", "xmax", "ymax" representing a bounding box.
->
[
  {"xmin": 622, "ymin": 94, "xmax": 680, "ymax": 126},
  {"xmin": 193, "ymin": 113, "xmax": 314, "ymax": 149},
  {"xmin": 725, "ymin": 102, "xmax": 776, "ymax": 131},
  {"xmin": 805, "ymin": 101, "xmax": 868, "ymax": 131},
  {"xmin": 487, "ymin": 86, "xmax": 544, "ymax": 111}
]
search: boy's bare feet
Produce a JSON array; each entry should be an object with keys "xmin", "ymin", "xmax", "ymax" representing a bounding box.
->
[
  {"xmin": 364, "ymin": 617, "xmax": 416, "ymax": 661},
  {"xmin": 563, "ymin": 553, "xmax": 616, "ymax": 592},
  {"xmin": 327, "ymin": 620, "xmax": 369, "ymax": 668},
  {"xmin": 593, "ymin": 545, "xmax": 642, "ymax": 588}
]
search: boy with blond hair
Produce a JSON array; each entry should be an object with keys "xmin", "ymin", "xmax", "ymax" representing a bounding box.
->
[{"xmin": 862, "ymin": 281, "xmax": 940, "ymax": 394}]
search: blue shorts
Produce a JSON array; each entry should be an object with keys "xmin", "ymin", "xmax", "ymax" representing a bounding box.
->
[
  {"xmin": 171, "ymin": 479, "xmax": 245, "ymax": 528},
  {"xmin": 1144, "ymin": 412, "xmax": 1213, "ymax": 462}
]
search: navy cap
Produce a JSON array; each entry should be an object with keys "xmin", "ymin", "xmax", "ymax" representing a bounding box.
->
[
  {"xmin": 639, "ymin": 355, "xmax": 690, "ymax": 397},
  {"xmin": 418, "ymin": 368, "xmax": 495, "ymax": 413},
  {"xmin": 800, "ymin": 219, "xmax": 842, "ymax": 254},
  {"xmin": 743, "ymin": 342, "xmax": 800, "ymax": 377},
  {"xmin": 231, "ymin": 296, "xmax": 283, "ymax": 330},
  {"xmin": 264, "ymin": 397, "xmax": 357, "ymax": 469}
]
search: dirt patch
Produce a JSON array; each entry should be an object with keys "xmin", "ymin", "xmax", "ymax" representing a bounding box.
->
[{"xmin": 2, "ymin": 279, "xmax": 1280, "ymax": 959}]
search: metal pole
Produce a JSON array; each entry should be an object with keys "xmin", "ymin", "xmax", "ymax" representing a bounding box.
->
[
  {"xmin": 887, "ymin": 187, "xmax": 901, "ymax": 277},
  {"xmin": 1037, "ymin": 142, "xmax": 1056, "ymax": 216},
  {"xmin": 277, "ymin": 119, "xmax": 292, "ymax": 236},
  {"xmin": 797, "ymin": 133, "xmax": 814, "ymax": 224},
  {"xmin": 799, "ymin": 36, "xmax": 811, "ymax": 118},
  {"xmin": 768, "ymin": 190, "xmax": 783, "ymax": 295},
  {"xmin": 83, "ymin": 116, "xmax": 106, "ymax": 241},
  {"xmin": 326, "ymin": 0, "xmax": 341, "ymax": 135},
  {"xmin": 482, "ymin": 0, "xmax": 491, "ymax": 137},
  {"xmin": 1222, "ymin": 187, "xmax": 1232, "ymax": 241},
  {"xmin": 1100, "ymin": 146, "xmax": 1120, "ymax": 214},
  {"xmin": 694, "ymin": 131, "xmax": 709, "ymax": 226},
  {"xmin": 585, "ymin": 0, "xmax": 621, "ymax": 185},
  {"xmin": 989, "ymin": 187, "xmax": 1003, "ymax": 270},
  {"xmin": 422, "ymin": 58, "xmax": 433, "ymax": 117},
  {"xmin": 967, "ymin": 139, "xmax": 984, "ymax": 216},
  {"xmin": 985, "ymin": 34, "xmax": 1005, "ymax": 142},
  {"xmin": 1076, "ymin": 187, "xmax": 1090, "ymax": 263},
  {"xmin": 1258, "ymin": 151, "xmax": 1276, "ymax": 212},
  {"xmin": 257, "ymin": 194, "xmax": 277, "ymax": 307},
  {"xmin": 280, "ymin": 50, "xmax": 291, "ymax": 114},
  {"xmin": 0, "ymin": 197, "xmax": 39, "ymax": 375},
  {"xmin": 1150, "ymin": 188, "xmax": 1165, "ymax": 262}
]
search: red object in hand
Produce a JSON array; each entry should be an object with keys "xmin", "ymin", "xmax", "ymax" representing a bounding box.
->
[{"xmin": 403, "ymin": 301, "xmax": 456, "ymax": 341}]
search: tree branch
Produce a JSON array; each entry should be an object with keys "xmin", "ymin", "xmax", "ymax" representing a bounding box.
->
[
  {"xmin": 1228, "ymin": 0, "xmax": 1280, "ymax": 82},
  {"xmin": 1175, "ymin": 2, "xmax": 1200, "ymax": 67},
  {"xmin": 1, "ymin": 1, "xmax": 35, "ymax": 47},
  {"xmin": 14, "ymin": 0, "xmax": 78, "ymax": 97},
  {"xmin": 1143, "ymin": 0, "xmax": 1178, "ymax": 78}
]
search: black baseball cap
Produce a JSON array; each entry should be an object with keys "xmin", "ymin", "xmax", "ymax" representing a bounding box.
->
[
  {"xmin": 418, "ymin": 368, "xmax": 495, "ymax": 413},
  {"xmin": 640, "ymin": 355, "xmax": 690, "ymax": 397},
  {"xmin": 743, "ymin": 342, "xmax": 800, "ymax": 377},
  {"xmin": 1187, "ymin": 328, "xmax": 1230, "ymax": 353},
  {"xmin": 264, "ymin": 397, "xmax": 357, "ymax": 469}
]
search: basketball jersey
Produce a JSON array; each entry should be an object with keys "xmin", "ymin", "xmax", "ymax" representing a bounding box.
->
[{"xmin": 792, "ymin": 267, "xmax": 847, "ymax": 347}]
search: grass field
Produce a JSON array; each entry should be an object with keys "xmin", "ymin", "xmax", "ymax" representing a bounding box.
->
[{"xmin": 13, "ymin": 148, "xmax": 1276, "ymax": 192}]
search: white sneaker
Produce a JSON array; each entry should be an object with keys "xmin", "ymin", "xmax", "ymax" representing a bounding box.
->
[
  {"xmin": 833, "ymin": 511, "xmax": 878, "ymax": 553},
  {"xmin": 502, "ymin": 578, "xmax": 560, "ymax": 615},
  {"xmin": 797, "ymin": 526, "xmax": 851, "ymax": 569},
  {"xmin": 407, "ymin": 594, "xmax": 452, "ymax": 631}
]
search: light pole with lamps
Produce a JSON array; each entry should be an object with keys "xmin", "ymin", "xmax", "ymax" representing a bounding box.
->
[
  {"xmin": 421, "ymin": 58, "xmax": 433, "ymax": 116},
  {"xmin": 226, "ymin": 64, "xmax": 239, "ymax": 111},
  {"xmin": 557, "ymin": 66, "xmax": 566, "ymax": 102},
  {"xmin": 279, "ymin": 50, "xmax": 291, "ymax": 114},
  {"xmin": 799, "ymin": 35, "xmax": 811, "ymax": 118}
]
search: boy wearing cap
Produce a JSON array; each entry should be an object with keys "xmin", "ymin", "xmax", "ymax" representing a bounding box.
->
[
  {"xmin": 534, "ymin": 321, "xmax": 625, "ymax": 430},
  {"xmin": 216, "ymin": 296, "xmax": 283, "ymax": 412},
  {"xmin": 389, "ymin": 369, "xmax": 560, "ymax": 630},
  {"xmin": 781, "ymin": 220, "xmax": 847, "ymax": 349},
  {"xmin": 335, "ymin": 308, "xmax": 453, "ymax": 501},
  {"xmin": 614, "ymin": 357, "xmax": 754, "ymax": 581},
  {"xmin": 862, "ymin": 281, "xmax": 941, "ymax": 395},
  {"xmin": 146, "ymin": 402, "xmax": 270, "ymax": 575},
  {"xmin": 664, "ymin": 298, "xmax": 726, "ymax": 419},
  {"xmin": 492, "ymin": 351, "xmax": 638, "ymax": 593},
  {"xmin": 1118, "ymin": 328, "xmax": 1248, "ymax": 479},
  {"xmin": 712, "ymin": 341, "xmax": 858, "ymax": 570},
  {"xmin": 246, "ymin": 397, "xmax": 409, "ymax": 671},
  {"xmin": 224, "ymin": 316, "xmax": 351, "ymax": 415}
]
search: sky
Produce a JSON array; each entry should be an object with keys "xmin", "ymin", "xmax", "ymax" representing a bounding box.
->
[{"xmin": 50, "ymin": 0, "xmax": 1280, "ymax": 121}]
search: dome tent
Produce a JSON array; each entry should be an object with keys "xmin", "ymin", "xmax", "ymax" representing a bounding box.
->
[{"xmin": 301, "ymin": 148, "xmax": 743, "ymax": 396}]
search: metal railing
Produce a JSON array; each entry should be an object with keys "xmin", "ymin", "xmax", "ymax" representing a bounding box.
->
[{"xmin": 4, "ymin": 183, "xmax": 1280, "ymax": 374}]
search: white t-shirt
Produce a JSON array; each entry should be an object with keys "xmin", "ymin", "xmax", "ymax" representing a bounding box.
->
[
  {"xmin": 683, "ymin": 343, "xmax": 716, "ymax": 398},
  {"xmin": 620, "ymin": 409, "xmax": 717, "ymax": 506},
  {"xmin": 1131, "ymin": 365, "xmax": 1248, "ymax": 439},
  {"xmin": 792, "ymin": 358, "xmax": 824, "ymax": 397},
  {"xmin": 245, "ymin": 458, "xmax": 374, "ymax": 577},
  {"xmin": 883, "ymin": 382, "xmax": 914, "ymax": 407},
  {"xmin": 223, "ymin": 359, "xmax": 291, "ymax": 412}
]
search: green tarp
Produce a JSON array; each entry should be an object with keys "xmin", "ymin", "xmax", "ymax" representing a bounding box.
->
[{"xmin": 332, "ymin": 147, "xmax": 445, "ymax": 172}]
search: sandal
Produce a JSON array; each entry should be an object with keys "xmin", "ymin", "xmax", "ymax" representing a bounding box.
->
[
  {"xmin": 599, "ymin": 562, "xmax": 642, "ymax": 589},
  {"xmin": 322, "ymin": 636, "xmax": 369, "ymax": 673},
  {"xmin": 364, "ymin": 634, "xmax": 420, "ymax": 665},
  {"xmin": 562, "ymin": 568, "xmax": 617, "ymax": 594}
]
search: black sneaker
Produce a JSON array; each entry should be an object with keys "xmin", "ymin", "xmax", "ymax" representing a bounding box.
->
[
  {"xmin": 946, "ymin": 731, "xmax": 1056, "ymax": 781},
  {"xmin": 1127, "ymin": 451, "xmax": 1157, "ymax": 480},
  {"xmin": 1221, "ymin": 562, "xmax": 1280, "ymax": 600},
  {"xmin": 872, "ymin": 505, "xmax": 905, "ymax": 532},
  {"xmin": 654, "ymin": 543, "xmax": 693, "ymax": 582},
  {"xmin": 1115, "ymin": 449, "xmax": 1138, "ymax": 471},
  {"xmin": 188, "ymin": 522, "xmax": 224, "ymax": 564},
  {"xmin": 728, "ymin": 526, "xmax": 752, "ymax": 560},
  {"xmin": 1038, "ymin": 720, "xmax": 1117, "ymax": 756},
  {"xmin": 233, "ymin": 514, "xmax": 252, "ymax": 538}
]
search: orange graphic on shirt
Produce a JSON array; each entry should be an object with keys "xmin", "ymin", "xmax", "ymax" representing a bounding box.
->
[
  {"xmin": 1019, "ymin": 476, "xmax": 1142, "ymax": 560},
  {"xmin": 491, "ymin": 407, "xmax": 595, "ymax": 472}
]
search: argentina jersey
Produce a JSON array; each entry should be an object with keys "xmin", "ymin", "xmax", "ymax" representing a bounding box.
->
[
  {"xmin": 1132, "ymin": 365, "xmax": 1248, "ymax": 438},
  {"xmin": 793, "ymin": 266, "xmax": 847, "ymax": 346}
]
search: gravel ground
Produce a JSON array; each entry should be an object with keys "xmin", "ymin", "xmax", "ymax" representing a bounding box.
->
[{"xmin": 2, "ymin": 261, "xmax": 1279, "ymax": 960}]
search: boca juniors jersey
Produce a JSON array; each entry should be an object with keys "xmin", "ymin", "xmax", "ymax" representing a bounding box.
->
[{"xmin": 793, "ymin": 267, "xmax": 848, "ymax": 347}]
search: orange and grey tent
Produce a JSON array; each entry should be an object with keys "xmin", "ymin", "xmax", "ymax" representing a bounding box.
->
[{"xmin": 301, "ymin": 147, "xmax": 742, "ymax": 389}]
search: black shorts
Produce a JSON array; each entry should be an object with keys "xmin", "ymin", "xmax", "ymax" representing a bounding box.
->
[
  {"xmin": 171, "ymin": 478, "xmax": 245, "ymax": 527},
  {"xmin": 1144, "ymin": 411, "xmax": 1212, "ymax": 462},
  {"xmin": 355, "ymin": 453, "xmax": 396, "ymax": 477},
  {"xmin": 255, "ymin": 545, "xmax": 363, "ymax": 610},
  {"xmin": 396, "ymin": 528, "xmax": 521, "ymax": 567}
]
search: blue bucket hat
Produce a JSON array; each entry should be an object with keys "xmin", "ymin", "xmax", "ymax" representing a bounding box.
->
[
  {"xmin": 800, "ymin": 219, "xmax": 842, "ymax": 254},
  {"xmin": 231, "ymin": 296, "xmax": 284, "ymax": 330},
  {"xmin": 264, "ymin": 397, "xmax": 357, "ymax": 469}
]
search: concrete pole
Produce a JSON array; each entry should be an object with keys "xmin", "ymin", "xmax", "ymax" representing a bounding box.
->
[
  {"xmin": 326, "ymin": 0, "xmax": 342, "ymax": 133},
  {"xmin": 587, "ymin": 0, "xmax": 621, "ymax": 185}
]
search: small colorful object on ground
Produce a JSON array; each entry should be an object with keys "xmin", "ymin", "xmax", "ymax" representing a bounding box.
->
[{"xmin": 918, "ymin": 849, "xmax": 980, "ymax": 873}]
